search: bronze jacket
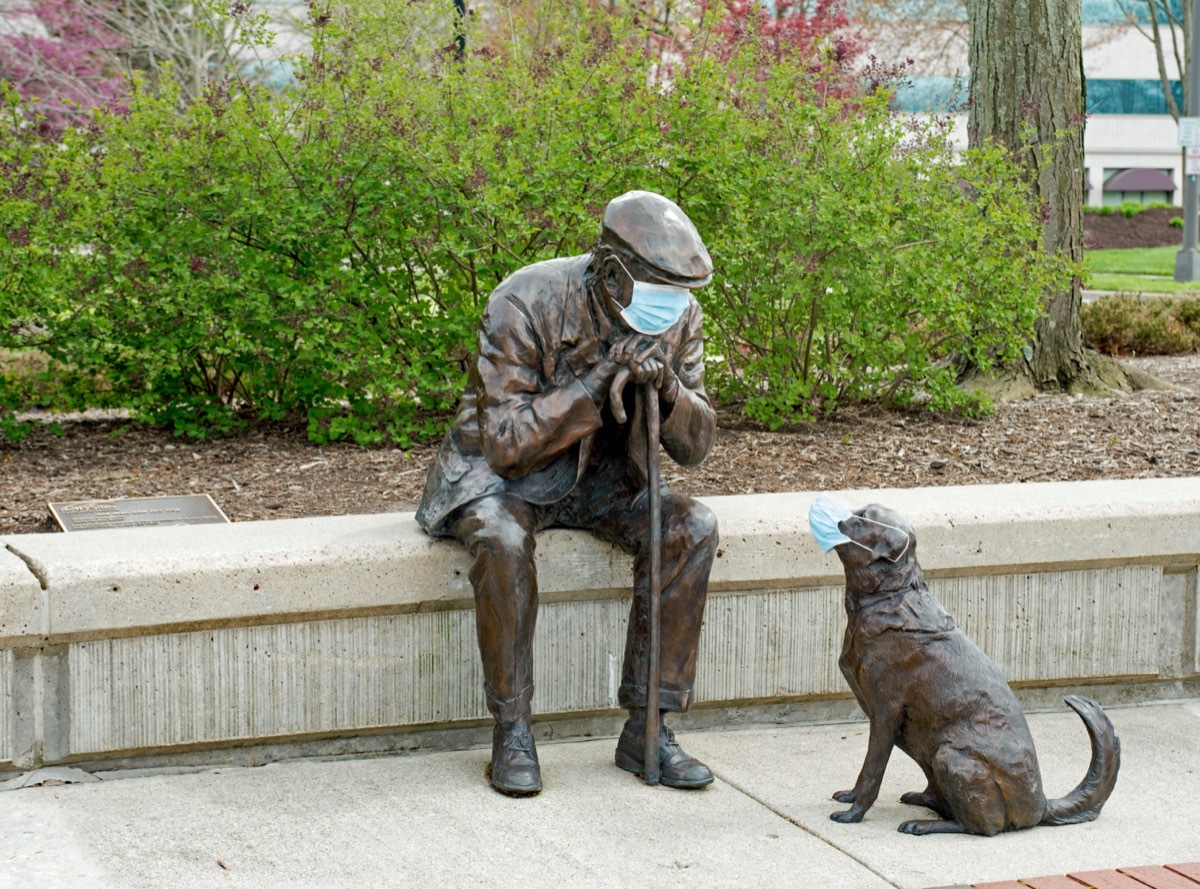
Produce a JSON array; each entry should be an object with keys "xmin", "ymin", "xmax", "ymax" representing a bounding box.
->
[{"xmin": 416, "ymin": 254, "xmax": 717, "ymax": 536}]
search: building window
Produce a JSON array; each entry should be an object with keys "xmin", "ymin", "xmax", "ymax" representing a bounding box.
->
[
  {"xmin": 1083, "ymin": 0, "xmax": 1183, "ymax": 25},
  {"xmin": 1088, "ymin": 79, "xmax": 1182, "ymax": 115}
]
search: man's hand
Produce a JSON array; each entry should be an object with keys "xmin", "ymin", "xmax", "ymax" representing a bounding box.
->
[
  {"xmin": 609, "ymin": 335, "xmax": 663, "ymax": 386},
  {"xmin": 605, "ymin": 334, "xmax": 680, "ymax": 423},
  {"xmin": 579, "ymin": 357, "xmax": 618, "ymax": 409}
]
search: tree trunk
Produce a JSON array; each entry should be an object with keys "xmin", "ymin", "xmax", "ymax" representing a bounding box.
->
[{"xmin": 967, "ymin": 0, "xmax": 1118, "ymax": 392}]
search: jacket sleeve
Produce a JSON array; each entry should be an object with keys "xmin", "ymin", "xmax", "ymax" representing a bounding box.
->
[
  {"xmin": 476, "ymin": 293, "xmax": 603, "ymax": 479},
  {"xmin": 660, "ymin": 301, "xmax": 717, "ymax": 468}
]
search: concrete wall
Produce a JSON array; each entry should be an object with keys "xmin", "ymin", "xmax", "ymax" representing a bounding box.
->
[{"xmin": 2, "ymin": 479, "xmax": 1199, "ymax": 774}]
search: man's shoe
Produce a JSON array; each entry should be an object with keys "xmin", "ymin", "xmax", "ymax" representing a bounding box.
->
[
  {"xmin": 614, "ymin": 713, "xmax": 713, "ymax": 789},
  {"xmin": 488, "ymin": 720, "xmax": 542, "ymax": 796}
]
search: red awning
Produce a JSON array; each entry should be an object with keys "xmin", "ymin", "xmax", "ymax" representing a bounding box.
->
[{"xmin": 1104, "ymin": 168, "xmax": 1176, "ymax": 192}]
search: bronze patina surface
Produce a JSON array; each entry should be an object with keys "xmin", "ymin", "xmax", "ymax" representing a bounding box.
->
[
  {"xmin": 416, "ymin": 191, "xmax": 719, "ymax": 796},
  {"xmin": 828, "ymin": 503, "xmax": 1121, "ymax": 836}
]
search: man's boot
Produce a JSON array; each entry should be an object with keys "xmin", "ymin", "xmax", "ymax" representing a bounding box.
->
[
  {"xmin": 487, "ymin": 688, "xmax": 541, "ymax": 797},
  {"xmin": 614, "ymin": 708, "xmax": 713, "ymax": 789}
]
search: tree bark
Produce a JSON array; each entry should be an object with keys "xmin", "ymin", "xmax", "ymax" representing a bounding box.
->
[{"xmin": 967, "ymin": 0, "xmax": 1095, "ymax": 391}]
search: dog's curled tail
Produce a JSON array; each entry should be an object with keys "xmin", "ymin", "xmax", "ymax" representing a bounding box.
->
[{"xmin": 1040, "ymin": 695, "xmax": 1121, "ymax": 826}]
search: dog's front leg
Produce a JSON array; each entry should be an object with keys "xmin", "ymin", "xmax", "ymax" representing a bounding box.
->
[{"xmin": 830, "ymin": 710, "xmax": 898, "ymax": 823}]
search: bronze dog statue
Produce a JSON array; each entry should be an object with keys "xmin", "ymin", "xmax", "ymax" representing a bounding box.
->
[{"xmin": 825, "ymin": 502, "xmax": 1120, "ymax": 836}]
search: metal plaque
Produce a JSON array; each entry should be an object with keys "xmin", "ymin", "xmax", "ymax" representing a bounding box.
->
[{"xmin": 48, "ymin": 494, "xmax": 230, "ymax": 533}]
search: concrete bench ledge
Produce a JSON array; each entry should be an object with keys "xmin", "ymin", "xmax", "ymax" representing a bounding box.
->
[
  {"xmin": 4, "ymin": 478, "xmax": 1200, "ymax": 644},
  {"xmin": 2, "ymin": 478, "xmax": 1199, "ymax": 773}
]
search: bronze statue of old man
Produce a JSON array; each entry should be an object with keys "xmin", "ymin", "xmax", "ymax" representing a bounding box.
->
[{"xmin": 416, "ymin": 191, "xmax": 719, "ymax": 796}]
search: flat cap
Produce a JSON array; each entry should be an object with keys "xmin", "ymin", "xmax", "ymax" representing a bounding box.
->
[{"xmin": 601, "ymin": 191, "xmax": 713, "ymax": 288}]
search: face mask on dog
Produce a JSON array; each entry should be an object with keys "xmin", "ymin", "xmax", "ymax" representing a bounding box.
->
[
  {"xmin": 808, "ymin": 494, "xmax": 855, "ymax": 552},
  {"xmin": 809, "ymin": 495, "xmax": 913, "ymax": 562}
]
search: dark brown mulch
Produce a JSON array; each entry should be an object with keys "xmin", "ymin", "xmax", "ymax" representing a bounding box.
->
[
  {"xmin": 3, "ymin": 355, "xmax": 1200, "ymax": 537},
  {"xmin": 1084, "ymin": 207, "xmax": 1183, "ymax": 250}
]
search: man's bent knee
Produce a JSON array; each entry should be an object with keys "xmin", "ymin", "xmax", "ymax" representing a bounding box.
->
[
  {"xmin": 669, "ymin": 499, "xmax": 719, "ymax": 555},
  {"xmin": 458, "ymin": 498, "xmax": 536, "ymax": 563}
]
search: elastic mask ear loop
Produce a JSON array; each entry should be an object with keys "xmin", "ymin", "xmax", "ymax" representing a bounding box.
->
[
  {"xmin": 609, "ymin": 253, "xmax": 636, "ymax": 307},
  {"xmin": 848, "ymin": 516, "xmax": 911, "ymax": 564}
]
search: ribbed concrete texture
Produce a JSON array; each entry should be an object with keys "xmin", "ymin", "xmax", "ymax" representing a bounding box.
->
[
  {"xmin": 930, "ymin": 567, "xmax": 1161, "ymax": 682},
  {"xmin": 58, "ymin": 565, "xmax": 1161, "ymax": 758},
  {"xmin": 67, "ymin": 606, "xmax": 622, "ymax": 754},
  {"xmin": 0, "ymin": 648, "xmax": 11, "ymax": 765}
]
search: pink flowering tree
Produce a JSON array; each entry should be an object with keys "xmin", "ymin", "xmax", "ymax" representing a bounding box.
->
[
  {"xmin": 0, "ymin": 0, "xmax": 127, "ymax": 130},
  {"xmin": 688, "ymin": 0, "xmax": 864, "ymax": 99}
]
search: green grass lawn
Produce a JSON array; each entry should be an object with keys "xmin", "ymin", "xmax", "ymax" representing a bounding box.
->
[
  {"xmin": 1084, "ymin": 246, "xmax": 1200, "ymax": 293},
  {"xmin": 1086, "ymin": 245, "xmax": 1179, "ymax": 276},
  {"xmin": 1087, "ymin": 273, "xmax": 1200, "ymax": 295}
]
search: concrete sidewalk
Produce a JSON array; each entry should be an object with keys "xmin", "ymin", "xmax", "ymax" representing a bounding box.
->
[{"xmin": 2, "ymin": 699, "xmax": 1198, "ymax": 889}]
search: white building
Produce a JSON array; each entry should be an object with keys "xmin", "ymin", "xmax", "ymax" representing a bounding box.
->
[{"xmin": 880, "ymin": 0, "xmax": 1185, "ymax": 206}]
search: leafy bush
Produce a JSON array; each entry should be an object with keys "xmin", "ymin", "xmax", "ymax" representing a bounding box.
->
[
  {"xmin": 2, "ymin": 0, "xmax": 1056, "ymax": 441},
  {"xmin": 1085, "ymin": 201, "xmax": 1176, "ymax": 216},
  {"xmin": 1083, "ymin": 294, "xmax": 1200, "ymax": 355}
]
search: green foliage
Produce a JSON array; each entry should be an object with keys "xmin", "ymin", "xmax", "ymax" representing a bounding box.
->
[
  {"xmin": 1, "ymin": 0, "xmax": 1058, "ymax": 441},
  {"xmin": 1083, "ymin": 294, "xmax": 1200, "ymax": 355},
  {"xmin": 1171, "ymin": 216, "xmax": 1184, "ymax": 228},
  {"xmin": 664, "ymin": 46, "xmax": 1052, "ymax": 425},
  {"xmin": 1085, "ymin": 201, "xmax": 1175, "ymax": 215}
]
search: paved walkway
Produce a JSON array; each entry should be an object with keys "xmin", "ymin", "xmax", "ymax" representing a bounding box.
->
[{"xmin": 2, "ymin": 699, "xmax": 1198, "ymax": 889}]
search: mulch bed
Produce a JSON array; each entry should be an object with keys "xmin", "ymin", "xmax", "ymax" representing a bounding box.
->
[
  {"xmin": 1085, "ymin": 208, "xmax": 1184, "ymax": 250},
  {"xmin": 4, "ymin": 354, "xmax": 1200, "ymax": 536}
]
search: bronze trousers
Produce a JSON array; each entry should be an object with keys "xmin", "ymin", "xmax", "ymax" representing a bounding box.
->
[{"xmin": 448, "ymin": 459, "xmax": 718, "ymax": 721}]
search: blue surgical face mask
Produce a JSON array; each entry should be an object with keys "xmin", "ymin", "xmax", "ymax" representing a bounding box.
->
[
  {"xmin": 808, "ymin": 495, "xmax": 913, "ymax": 562},
  {"xmin": 612, "ymin": 256, "xmax": 691, "ymax": 335},
  {"xmin": 808, "ymin": 494, "xmax": 855, "ymax": 552}
]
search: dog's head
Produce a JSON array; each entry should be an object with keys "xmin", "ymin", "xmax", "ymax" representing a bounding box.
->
[{"xmin": 834, "ymin": 503, "xmax": 917, "ymax": 585}]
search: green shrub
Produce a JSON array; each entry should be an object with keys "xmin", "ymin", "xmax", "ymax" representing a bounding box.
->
[
  {"xmin": 2, "ymin": 0, "xmax": 1056, "ymax": 440},
  {"xmin": 1170, "ymin": 216, "xmax": 1184, "ymax": 228},
  {"xmin": 1082, "ymin": 294, "xmax": 1200, "ymax": 355}
]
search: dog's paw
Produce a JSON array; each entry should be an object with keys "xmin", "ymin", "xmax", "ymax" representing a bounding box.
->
[
  {"xmin": 829, "ymin": 808, "xmax": 864, "ymax": 824},
  {"xmin": 900, "ymin": 791, "xmax": 934, "ymax": 808},
  {"xmin": 898, "ymin": 818, "xmax": 964, "ymax": 836},
  {"xmin": 832, "ymin": 789, "xmax": 857, "ymax": 803}
]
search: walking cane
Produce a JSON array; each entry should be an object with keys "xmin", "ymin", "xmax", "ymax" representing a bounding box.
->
[
  {"xmin": 642, "ymin": 382, "xmax": 662, "ymax": 786},
  {"xmin": 609, "ymin": 364, "xmax": 663, "ymax": 786}
]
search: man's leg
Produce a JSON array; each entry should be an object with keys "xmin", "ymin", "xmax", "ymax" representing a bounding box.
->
[
  {"xmin": 550, "ymin": 476, "xmax": 719, "ymax": 787},
  {"xmin": 449, "ymin": 494, "xmax": 542, "ymax": 796},
  {"xmin": 615, "ymin": 492, "xmax": 718, "ymax": 787}
]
